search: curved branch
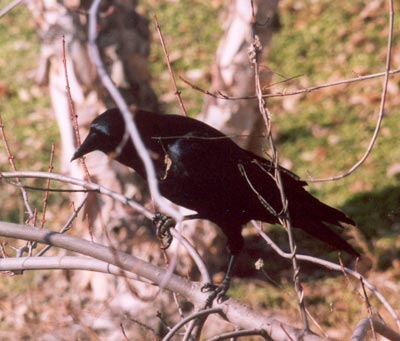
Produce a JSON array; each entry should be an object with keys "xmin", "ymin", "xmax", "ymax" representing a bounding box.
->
[
  {"xmin": 350, "ymin": 318, "xmax": 400, "ymax": 341},
  {"xmin": 0, "ymin": 171, "xmax": 210, "ymax": 282},
  {"xmin": 162, "ymin": 307, "xmax": 223, "ymax": 341},
  {"xmin": 0, "ymin": 221, "xmax": 325, "ymax": 341}
]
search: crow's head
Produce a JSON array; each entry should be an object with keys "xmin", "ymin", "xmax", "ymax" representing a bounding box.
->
[{"xmin": 71, "ymin": 108, "xmax": 127, "ymax": 161}]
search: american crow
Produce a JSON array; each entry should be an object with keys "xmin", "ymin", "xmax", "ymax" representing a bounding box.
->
[{"xmin": 72, "ymin": 108, "xmax": 359, "ymax": 302}]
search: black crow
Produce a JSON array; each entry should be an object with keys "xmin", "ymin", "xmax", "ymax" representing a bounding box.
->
[{"xmin": 72, "ymin": 108, "xmax": 359, "ymax": 303}]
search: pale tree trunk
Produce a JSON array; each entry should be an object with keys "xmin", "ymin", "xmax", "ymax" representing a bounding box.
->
[
  {"xmin": 199, "ymin": 0, "xmax": 279, "ymax": 154},
  {"xmin": 28, "ymin": 0, "xmax": 160, "ymax": 305}
]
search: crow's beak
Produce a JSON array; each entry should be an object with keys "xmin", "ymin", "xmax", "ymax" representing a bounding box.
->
[{"xmin": 71, "ymin": 131, "xmax": 99, "ymax": 162}]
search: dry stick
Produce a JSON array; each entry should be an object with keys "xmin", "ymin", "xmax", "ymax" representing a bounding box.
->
[
  {"xmin": 180, "ymin": 67, "xmax": 400, "ymax": 102},
  {"xmin": 87, "ymin": 0, "xmax": 181, "ymax": 222},
  {"xmin": 153, "ymin": 14, "xmax": 187, "ymax": 117},
  {"xmin": 36, "ymin": 194, "xmax": 88, "ymax": 257},
  {"xmin": 162, "ymin": 308, "xmax": 223, "ymax": 341},
  {"xmin": 61, "ymin": 35, "xmax": 91, "ymax": 179},
  {"xmin": 206, "ymin": 328, "xmax": 273, "ymax": 341},
  {"xmin": 252, "ymin": 221, "xmax": 400, "ymax": 331},
  {"xmin": 0, "ymin": 0, "xmax": 22, "ymax": 18},
  {"xmin": 350, "ymin": 318, "xmax": 400, "ymax": 341},
  {"xmin": 248, "ymin": 12, "xmax": 309, "ymax": 332},
  {"xmin": 39, "ymin": 143, "xmax": 55, "ymax": 229},
  {"xmin": 0, "ymin": 115, "xmax": 34, "ymax": 221},
  {"xmin": 360, "ymin": 278, "xmax": 378, "ymax": 341}
]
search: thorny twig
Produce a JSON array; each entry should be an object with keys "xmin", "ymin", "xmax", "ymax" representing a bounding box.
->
[
  {"xmin": 61, "ymin": 35, "xmax": 91, "ymax": 180},
  {"xmin": 248, "ymin": 1, "xmax": 309, "ymax": 330},
  {"xmin": 39, "ymin": 143, "xmax": 55, "ymax": 228},
  {"xmin": 0, "ymin": 115, "xmax": 34, "ymax": 222},
  {"xmin": 153, "ymin": 14, "xmax": 187, "ymax": 117}
]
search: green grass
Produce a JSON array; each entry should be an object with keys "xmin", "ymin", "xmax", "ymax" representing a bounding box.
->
[
  {"xmin": 142, "ymin": 0, "xmax": 223, "ymax": 116},
  {"xmin": 0, "ymin": 3, "xmax": 58, "ymax": 222},
  {"xmin": 265, "ymin": 1, "xmax": 400, "ymax": 242}
]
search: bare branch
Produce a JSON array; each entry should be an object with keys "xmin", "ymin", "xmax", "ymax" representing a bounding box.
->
[
  {"xmin": 181, "ymin": 68, "xmax": 400, "ymax": 102},
  {"xmin": 0, "ymin": 115, "xmax": 34, "ymax": 220},
  {"xmin": 0, "ymin": 255, "xmax": 151, "ymax": 282},
  {"xmin": 153, "ymin": 14, "xmax": 187, "ymax": 117},
  {"xmin": 0, "ymin": 171, "xmax": 210, "ymax": 282},
  {"xmin": 0, "ymin": 221, "xmax": 327, "ymax": 340},
  {"xmin": 350, "ymin": 318, "xmax": 400, "ymax": 341},
  {"xmin": 62, "ymin": 35, "xmax": 91, "ymax": 179},
  {"xmin": 0, "ymin": 0, "xmax": 22, "ymax": 18},
  {"xmin": 162, "ymin": 308, "xmax": 223, "ymax": 341},
  {"xmin": 206, "ymin": 328, "xmax": 273, "ymax": 341}
]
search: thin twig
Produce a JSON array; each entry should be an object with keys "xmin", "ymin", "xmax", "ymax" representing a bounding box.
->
[
  {"xmin": 39, "ymin": 143, "xmax": 55, "ymax": 228},
  {"xmin": 153, "ymin": 14, "xmax": 187, "ymax": 117},
  {"xmin": 61, "ymin": 35, "xmax": 91, "ymax": 179},
  {"xmin": 360, "ymin": 278, "xmax": 378, "ymax": 340},
  {"xmin": 0, "ymin": 115, "xmax": 34, "ymax": 221},
  {"xmin": 206, "ymin": 328, "xmax": 273, "ymax": 341},
  {"xmin": 162, "ymin": 308, "xmax": 223, "ymax": 341},
  {"xmin": 0, "ymin": 0, "xmax": 22, "ymax": 18},
  {"xmin": 36, "ymin": 194, "xmax": 88, "ymax": 257},
  {"xmin": 180, "ymin": 68, "xmax": 400, "ymax": 102}
]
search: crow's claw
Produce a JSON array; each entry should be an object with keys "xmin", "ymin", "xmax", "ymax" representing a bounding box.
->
[
  {"xmin": 153, "ymin": 213, "xmax": 176, "ymax": 250},
  {"xmin": 201, "ymin": 282, "xmax": 218, "ymax": 293},
  {"xmin": 201, "ymin": 280, "xmax": 230, "ymax": 308}
]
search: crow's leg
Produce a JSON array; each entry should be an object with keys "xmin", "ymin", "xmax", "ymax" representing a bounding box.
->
[
  {"xmin": 202, "ymin": 254, "xmax": 236, "ymax": 307},
  {"xmin": 152, "ymin": 213, "xmax": 200, "ymax": 249}
]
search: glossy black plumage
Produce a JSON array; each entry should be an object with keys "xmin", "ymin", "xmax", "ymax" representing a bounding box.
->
[{"xmin": 72, "ymin": 108, "xmax": 359, "ymax": 257}]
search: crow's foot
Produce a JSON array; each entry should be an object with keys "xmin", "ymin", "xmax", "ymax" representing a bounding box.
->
[
  {"xmin": 201, "ymin": 276, "xmax": 231, "ymax": 308},
  {"xmin": 153, "ymin": 213, "xmax": 176, "ymax": 250}
]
